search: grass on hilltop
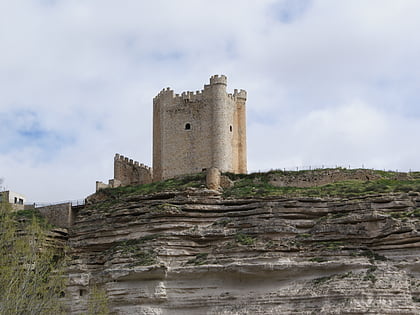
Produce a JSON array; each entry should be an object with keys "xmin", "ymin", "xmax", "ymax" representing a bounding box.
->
[
  {"xmin": 97, "ymin": 173, "xmax": 206, "ymax": 199},
  {"xmin": 96, "ymin": 168, "xmax": 420, "ymax": 200},
  {"xmin": 222, "ymin": 169, "xmax": 420, "ymax": 198}
]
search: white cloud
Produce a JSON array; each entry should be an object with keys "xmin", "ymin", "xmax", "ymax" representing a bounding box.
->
[
  {"xmin": 248, "ymin": 99, "xmax": 420, "ymax": 172},
  {"xmin": 1, "ymin": 0, "xmax": 420, "ymax": 202}
]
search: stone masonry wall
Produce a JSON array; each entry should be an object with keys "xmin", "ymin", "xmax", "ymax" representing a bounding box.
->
[
  {"xmin": 153, "ymin": 75, "xmax": 247, "ymax": 181},
  {"xmin": 114, "ymin": 154, "xmax": 152, "ymax": 186},
  {"xmin": 37, "ymin": 202, "xmax": 72, "ymax": 228}
]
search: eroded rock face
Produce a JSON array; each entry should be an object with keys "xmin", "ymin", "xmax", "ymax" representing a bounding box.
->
[{"xmin": 67, "ymin": 189, "xmax": 420, "ymax": 314}]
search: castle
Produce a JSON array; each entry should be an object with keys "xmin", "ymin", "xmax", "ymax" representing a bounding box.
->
[{"xmin": 96, "ymin": 75, "xmax": 247, "ymax": 191}]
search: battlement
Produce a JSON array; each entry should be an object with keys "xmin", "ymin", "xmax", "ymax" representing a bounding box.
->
[
  {"xmin": 234, "ymin": 89, "xmax": 247, "ymax": 100},
  {"xmin": 154, "ymin": 87, "xmax": 206, "ymax": 103},
  {"xmin": 153, "ymin": 74, "xmax": 247, "ymax": 181},
  {"xmin": 98, "ymin": 74, "xmax": 246, "ymax": 192},
  {"xmin": 154, "ymin": 87, "xmax": 174, "ymax": 101},
  {"xmin": 209, "ymin": 74, "xmax": 227, "ymax": 85},
  {"xmin": 154, "ymin": 75, "xmax": 247, "ymax": 105},
  {"xmin": 114, "ymin": 153, "xmax": 152, "ymax": 171}
]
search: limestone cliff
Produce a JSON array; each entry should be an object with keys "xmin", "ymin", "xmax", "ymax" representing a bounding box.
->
[{"xmin": 66, "ymin": 172, "xmax": 420, "ymax": 314}]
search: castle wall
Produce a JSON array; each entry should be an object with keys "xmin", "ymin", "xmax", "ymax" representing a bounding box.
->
[
  {"xmin": 153, "ymin": 75, "xmax": 247, "ymax": 181},
  {"xmin": 235, "ymin": 91, "xmax": 247, "ymax": 173},
  {"xmin": 37, "ymin": 202, "xmax": 72, "ymax": 228},
  {"xmin": 153, "ymin": 89, "xmax": 213, "ymax": 180},
  {"xmin": 114, "ymin": 154, "xmax": 152, "ymax": 186}
]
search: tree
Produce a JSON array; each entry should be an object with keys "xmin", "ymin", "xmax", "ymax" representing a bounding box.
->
[
  {"xmin": 0, "ymin": 201, "xmax": 67, "ymax": 315},
  {"xmin": 87, "ymin": 285, "xmax": 110, "ymax": 315}
]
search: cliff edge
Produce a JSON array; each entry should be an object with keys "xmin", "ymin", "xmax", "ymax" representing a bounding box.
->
[{"xmin": 67, "ymin": 170, "xmax": 420, "ymax": 314}]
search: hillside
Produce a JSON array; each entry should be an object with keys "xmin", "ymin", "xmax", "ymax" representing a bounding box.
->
[{"xmin": 66, "ymin": 169, "xmax": 420, "ymax": 314}]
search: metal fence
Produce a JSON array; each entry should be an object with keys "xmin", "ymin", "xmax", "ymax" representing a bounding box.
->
[
  {"xmin": 252, "ymin": 164, "xmax": 417, "ymax": 174},
  {"xmin": 28, "ymin": 199, "xmax": 86, "ymax": 208}
]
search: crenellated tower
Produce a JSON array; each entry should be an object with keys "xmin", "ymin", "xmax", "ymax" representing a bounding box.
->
[
  {"xmin": 96, "ymin": 75, "xmax": 247, "ymax": 192},
  {"xmin": 153, "ymin": 75, "xmax": 247, "ymax": 181}
]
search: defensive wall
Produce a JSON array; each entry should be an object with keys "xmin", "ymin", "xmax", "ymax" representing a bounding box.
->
[
  {"xmin": 96, "ymin": 75, "xmax": 247, "ymax": 192},
  {"xmin": 36, "ymin": 202, "xmax": 74, "ymax": 228},
  {"xmin": 114, "ymin": 153, "xmax": 152, "ymax": 186},
  {"xmin": 153, "ymin": 75, "xmax": 247, "ymax": 181},
  {"xmin": 96, "ymin": 154, "xmax": 152, "ymax": 191}
]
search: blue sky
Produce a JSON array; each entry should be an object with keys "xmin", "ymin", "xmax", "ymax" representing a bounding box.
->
[{"xmin": 1, "ymin": 0, "xmax": 420, "ymax": 202}]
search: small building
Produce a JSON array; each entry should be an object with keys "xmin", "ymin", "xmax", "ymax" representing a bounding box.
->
[{"xmin": 0, "ymin": 191, "xmax": 26, "ymax": 210}]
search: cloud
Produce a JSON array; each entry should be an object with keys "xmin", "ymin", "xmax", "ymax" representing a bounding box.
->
[
  {"xmin": 249, "ymin": 99, "xmax": 420, "ymax": 172},
  {"xmin": 269, "ymin": 0, "xmax": 313, "ymax": 23},
  {"xmin": 1, "ymin": 0, "xmax": 420, "ymax": 202}
]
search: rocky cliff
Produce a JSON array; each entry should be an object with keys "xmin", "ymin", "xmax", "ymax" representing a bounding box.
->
[{"xmin": 66, "ymin": 172, "xmax": 420, "ymax": 314}]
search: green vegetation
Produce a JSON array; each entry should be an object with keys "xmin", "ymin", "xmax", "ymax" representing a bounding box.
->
[
  {"xmin": 212, "ymin": 218, "xmax": 232, "ymax": 227},
  {"xmin": 223, "ymin": 169, "xmax": 420, "ymax": 198},
  {"xmin": 235, "ymin": 233, "xmax": 256, "ymax": 246},
  {"xmin": 298, "ymin": 233, "xmax": 312, "ymax": 238},
  {"xmin": 265, "ymin": 240, "xmax": 276, "ymax": 248},
  {"xmin": 186, "ymin": 253, "xmax": 209, "ymax": 265},
  {"xmin": 154, "ymin": 203, "xmax": 181, "ymax": 213},
  {"xmin": 357, "ymin": 250, "xmax": 387, "ymax": 263},
  {"xmin": 312, "ymin": 275, "xmax": 333, "ymax": 285},
  {"xmin": 317, "ymin": 240, "xmax": 344, "ymax": 250},
  {"xmin": 98, "ymin": 173, "xmax": 206, "ymax": 199},
  {"xmin": 12, "ymin": 208, "xmax": 54, "ymax": 228},
  {"xmin": 105, "ymin": 235, "xmax": 160, "ymax": 266},
  {"xmin": 93, "ymin": 168, "xmax": 420, "ymax": 201},
  {"xmin": 389, "ymin": 208, "xmax": 420, "ymax": 219},
  {"xmin": 134, "ymin": 250, "xmax": 157, "ymax": 266},
  {"xmin": 363, "ymin": 266, "xmax": 377, "ymax": 283},
  {"xmin": 0, "ymin": 202, "xmax": 67, "ymax": 314},
  {"xmin": 87, "ymin": 285, "xmax": 110, "ymax": 315}
]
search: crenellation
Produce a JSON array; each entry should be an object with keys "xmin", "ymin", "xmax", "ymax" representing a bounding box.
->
[
  {"xmin": 99, "ymin": 75, "xmax": 246, "ymax": 191},
  {"xmin": 209, "ymin": 74, "xmax": 227, "ymax": 85},
  {"xmin": 155, "ymin": 87, "xmax": 175, "ymax": 101},
  {"xmin": 182, "ymin": 91, "xmax": 189, "ymax": 100},
  {"xmin": 234, "ymin": 89, "xmax": 247, "ymax": 100},
  {"xmin": 100, "ymin": 153, "xmax": 153, "ymax": 191},
  {"xmin": 153, "ymin": 75, "xmax": 247, "ymax": 181}
]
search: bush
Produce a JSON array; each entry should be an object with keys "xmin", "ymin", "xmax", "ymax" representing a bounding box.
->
[{"xmin": 0, "ymin": 201, "xmax": 67, "ymax": 314}]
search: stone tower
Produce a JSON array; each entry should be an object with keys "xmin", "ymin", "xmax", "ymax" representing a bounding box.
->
[{"xmin": 153, "ymin": 75, "xmax": 247, "ymax": 181}]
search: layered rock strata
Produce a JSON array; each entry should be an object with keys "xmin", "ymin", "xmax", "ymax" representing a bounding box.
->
[{"xmin": 67, "ymin": 189, "xmax": 420, "ymax": 314}]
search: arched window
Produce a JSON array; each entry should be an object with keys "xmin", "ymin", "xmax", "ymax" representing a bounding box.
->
[
  {"xmin": 185, "ymin": 123, "xmax": 191, "ymax": 130},
  {"xmin": 229, "ymin": 125, "xmax": 233, "ymax": 132}
]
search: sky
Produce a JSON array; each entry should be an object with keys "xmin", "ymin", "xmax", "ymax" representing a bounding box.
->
[{"xmin": 1, "ymin": 0, "xmax": 420, "ymax": 203}]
